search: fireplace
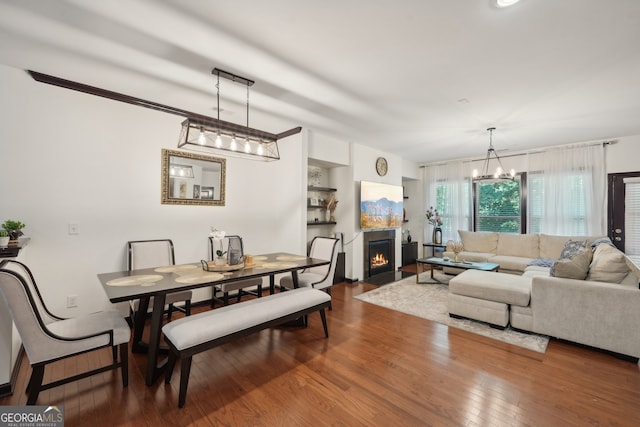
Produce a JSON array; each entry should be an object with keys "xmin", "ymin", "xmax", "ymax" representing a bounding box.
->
[{"xmin": 363, "ymin": 230, "xmax": 396, "ymax": 278}]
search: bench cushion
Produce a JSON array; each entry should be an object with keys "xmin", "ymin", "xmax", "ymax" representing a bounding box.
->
[
  {"xmin": 449, "ymin": 269, "xmax": 531, "ymax": 307},
  {"xmin": 163, "ymin": 288, "xmax": 330, "ymax": 351}
]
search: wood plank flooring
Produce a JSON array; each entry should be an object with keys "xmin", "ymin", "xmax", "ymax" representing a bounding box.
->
[{"xmin": 2, "ymin": 277, "xmax": 640, "ymax": 426}]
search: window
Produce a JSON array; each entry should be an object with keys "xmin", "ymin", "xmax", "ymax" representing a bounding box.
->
[
  {"xmin": 473, "ymin": 174, "xmax": 526, "ymax": 233},
  {"xmin": 528, "ymin": 170, "xmax": 589, "ymax": 235},
  {"xmin": 431, "ymin": 179, "xmax": 472, "ymax": 237},
  {"xmin": 624, "ymin": 178, "xmax": 640, "ymax": 265},
  {"xmin": 528, "ymin": 172, "xmax": 543, "ymax": 233}
]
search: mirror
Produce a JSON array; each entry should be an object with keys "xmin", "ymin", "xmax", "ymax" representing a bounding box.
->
[{"xmin": 161, "ymin": 149, "xmax": 226, "ymax": 206}]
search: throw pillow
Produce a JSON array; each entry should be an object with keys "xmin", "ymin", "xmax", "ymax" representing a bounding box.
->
[
  {"xmin": 550, "ymin": 247, "xmax": 592, "ymax": 280},
  {"xmin": 559, "ymin": 239, "xmax": 589, "ymax": 259},
  {"xmin": 527, "ymin": 258, "xmax": 555, "ymax": 268},
  {"xmin": 586, "ymin": 244, "xmax": 631, "ymax": 284}
]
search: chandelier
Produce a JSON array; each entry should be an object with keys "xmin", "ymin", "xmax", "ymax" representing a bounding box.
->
[
  {"xmin": 472, "ymin": 127, "xmax": 515, "ymax": 181},
  {"xmin": 178, "ymin": 68, "xmax": 301, "ymax": 161}
]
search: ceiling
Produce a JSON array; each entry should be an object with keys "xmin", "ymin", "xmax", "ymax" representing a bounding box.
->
[{"xmin": 1, "ymin": 0, "xmax": 639, "ymax": 163}]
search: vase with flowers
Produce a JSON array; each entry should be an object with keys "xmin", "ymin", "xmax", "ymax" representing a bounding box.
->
[
  {"xmin": 448, "ymin": 240, "xmax": 464, "ymax": 263},
  {"xmin": 425, "ymin": 206, "xmax": 443, "ymax": 244},
  {"xmin": 322, "ymin": 194, "xmax": 339, "ymax": 222},
  {"xmin": 210, "ymin": 227, "xmax": 227, "ymax": 265}
]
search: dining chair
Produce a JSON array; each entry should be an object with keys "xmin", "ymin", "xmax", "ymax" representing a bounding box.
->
[
  {"xmin": 279, "ymin": 236, "xmax": 339, "ymax": 301},
  {"xmin": 127, "ymin": 239, "xmax": 192, "ymax": 319},
  {"xmin": 208, "ymin": 235, "xmax": 263, "ymax": 307},
  {"xmin": 0, "ymin": 260, "xmax": 129, "ymax": 405}
]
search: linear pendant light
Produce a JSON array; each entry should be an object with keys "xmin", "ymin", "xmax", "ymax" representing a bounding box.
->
[
  {"xmin": 28, "ymin": 70, "xmax": 301, "ymax": 161},
  {"xmin": 177, "ymin": 68, "xmax": 287, "ymax": 161}
]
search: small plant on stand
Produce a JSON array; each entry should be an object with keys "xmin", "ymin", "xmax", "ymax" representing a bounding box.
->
[
  {"xmin": 0, "ymin": 230, "xmax": 9, "ymax": 247},
  {"xmin": 1, "ymin": 220, "xmax": 26, "ymax": 241}
]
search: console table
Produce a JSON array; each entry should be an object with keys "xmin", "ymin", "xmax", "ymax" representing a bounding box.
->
[{"xmin": 423, "ymin": 242, "xmax": 446, "ymax": 258}]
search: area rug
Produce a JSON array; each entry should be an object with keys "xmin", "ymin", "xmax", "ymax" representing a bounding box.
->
[{"xmin": 355, "ymin": 272, "xmax": 549, "ymax": 353}]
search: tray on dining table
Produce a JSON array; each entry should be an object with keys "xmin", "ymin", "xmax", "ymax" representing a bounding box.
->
[{"xmin": 201, "ymin": 260, "xmax": 245, "ymax": 272}]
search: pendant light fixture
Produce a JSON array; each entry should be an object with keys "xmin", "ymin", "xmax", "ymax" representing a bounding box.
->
[
  {"xmin": 178, "ymin": 68, "xmax": 300, "ymax": 161},
  {"xmin": 472, "ymin": 127, "xmax": 516, "ymax": 181},
  {"xmin": 27, "ymin": 70, "xmax": 300, "ymax": 162}
]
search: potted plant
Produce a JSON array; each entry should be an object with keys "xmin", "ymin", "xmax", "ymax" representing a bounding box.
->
[
  {"xmin": 1, "ymin": 220, "xmax": 26, "ymax": 241},
  {"xmin": 0, "ymin": 230, "xmax": 9, "ymax": 247}
]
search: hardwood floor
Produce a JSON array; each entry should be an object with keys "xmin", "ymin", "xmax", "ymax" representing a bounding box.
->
[{"xmin": 2, "ymin": 278, "xmax": 640, "ymax": 426}]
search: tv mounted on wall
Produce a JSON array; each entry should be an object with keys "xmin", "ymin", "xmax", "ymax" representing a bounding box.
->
[{"xmin": 360, "ymin": 181, "xmax": 404, "ymax": 230}]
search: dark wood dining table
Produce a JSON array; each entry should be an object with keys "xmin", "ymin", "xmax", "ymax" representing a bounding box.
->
[{"xmin": 97, "ymin": 252, "xmax": 330, "ymax": 386}]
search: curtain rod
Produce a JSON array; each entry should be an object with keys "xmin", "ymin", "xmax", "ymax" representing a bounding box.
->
[{"xmin": 419, "ymin": 139, "xmax": 617, "ymax": 168}]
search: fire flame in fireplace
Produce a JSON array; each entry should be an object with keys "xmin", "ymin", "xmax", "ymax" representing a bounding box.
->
[{"xmin": 371, "ymin": 253, "xmax": 389, "ymax": 268}]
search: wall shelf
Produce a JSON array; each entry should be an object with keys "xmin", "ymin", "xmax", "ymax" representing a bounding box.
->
[
  {"xmin": 308, "ymin": 186, "xmax": 337, "ymax": 192},
  {"xmin": 307, "ymin": 185, "xmax": 337, "ymax": 227}
]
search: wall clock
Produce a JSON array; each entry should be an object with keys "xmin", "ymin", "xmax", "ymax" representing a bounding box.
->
[{"xmin": 376, "ymin": 157, "xmax": 388, "ymax": 176}]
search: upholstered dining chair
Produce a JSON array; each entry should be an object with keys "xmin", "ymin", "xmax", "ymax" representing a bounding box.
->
[
  {"xmin": 208, "ymin": 235, "xmax": 263, "ymax": 307},
  {"xmin": 279, "ymin": 236, "xmax": 339, "ymax": 299},
  {"xmin": 0, "ymin": 260, "xmax": 129, "ymax": 405},
  {"xmin": 127, "ymin": 239, "xmax": 192, "ymax": 319}
]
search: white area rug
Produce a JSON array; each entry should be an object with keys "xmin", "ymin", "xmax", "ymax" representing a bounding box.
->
[{"xmin": 355, "ymin": 273, "xmax": 549, "ymax": 353}]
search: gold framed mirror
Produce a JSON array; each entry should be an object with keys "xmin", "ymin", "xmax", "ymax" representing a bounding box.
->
[{"xmin": 161, "ymin": 149, "xmax": 226, "ymax": 206}]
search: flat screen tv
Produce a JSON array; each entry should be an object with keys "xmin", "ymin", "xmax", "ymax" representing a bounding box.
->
[{"xmin": 360, "ymin": 181, "xmax": 404, "ymax": 230}]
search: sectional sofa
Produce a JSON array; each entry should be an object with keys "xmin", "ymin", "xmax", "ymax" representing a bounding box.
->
[{"xmin": 442, "ymin": 231, "xmax": 640, "ymax": 359}]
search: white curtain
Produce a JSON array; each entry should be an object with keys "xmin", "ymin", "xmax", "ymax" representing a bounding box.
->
[
  {"xmin": 530, "ymin": 144, "xmax": 606, "ymax": 236},
  {"xmin": 423, "ymin": 161, "xmax": 471, "ymax": 242}
]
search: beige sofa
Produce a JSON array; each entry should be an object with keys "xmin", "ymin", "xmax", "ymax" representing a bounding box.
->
[
  {"xmin": 443, "ymin": 231, "xmax": 602, "ymax": 274},
  {"xmin": 445, "ymin": 231, "xmax": 640, "ymax": 359}
]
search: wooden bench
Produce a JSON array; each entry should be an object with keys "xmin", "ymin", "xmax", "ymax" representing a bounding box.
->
[{"xmin": 162, "ymin": 287, "xmax": 331, "ymax": 407}]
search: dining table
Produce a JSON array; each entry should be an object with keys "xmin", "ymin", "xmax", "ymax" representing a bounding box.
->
[{"xmin": 98, "ymin": 252, "xmax": 330, "ymax": 386}]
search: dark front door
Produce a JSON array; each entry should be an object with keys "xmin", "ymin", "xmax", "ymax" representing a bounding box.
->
[{"xmin": 607, "ymin": 172, "xmax": 640, "ymax": 252}]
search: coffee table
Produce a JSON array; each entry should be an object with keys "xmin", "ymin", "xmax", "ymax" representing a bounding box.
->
[{"xmin": 416, "ymin": 257, "xmax": 500, "ymax": 284}]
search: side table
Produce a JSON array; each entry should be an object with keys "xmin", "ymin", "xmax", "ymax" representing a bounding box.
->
[{"xmin": 423, "ymin": 242, "xmax": 446, "ymax": 258}]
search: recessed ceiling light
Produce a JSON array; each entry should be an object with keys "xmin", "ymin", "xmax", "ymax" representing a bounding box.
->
[{"xmin": 495, "ymin": 0, "xmax": 521, "ymax": 7}]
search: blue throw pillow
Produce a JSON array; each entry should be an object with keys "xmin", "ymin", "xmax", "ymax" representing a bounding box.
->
[
  {"xmin": 527, "ymin": 258, "xmax": 555, "ymax": 268},
  {"xmin": 559, "ymin": 240, "xmax": 588, "ymax": 259},
  {"xmin": 590, "ymin": 237, "xmax": 615, "ymax": 249}
]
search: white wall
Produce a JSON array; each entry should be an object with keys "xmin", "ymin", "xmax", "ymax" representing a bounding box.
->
[
  {"xmin": 606, "ymin": 135, "xmax": 640, "ymax": 173},
  {"xmin": 0, "ymin": 64, "xmax": 306, "ymax": 315}
]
